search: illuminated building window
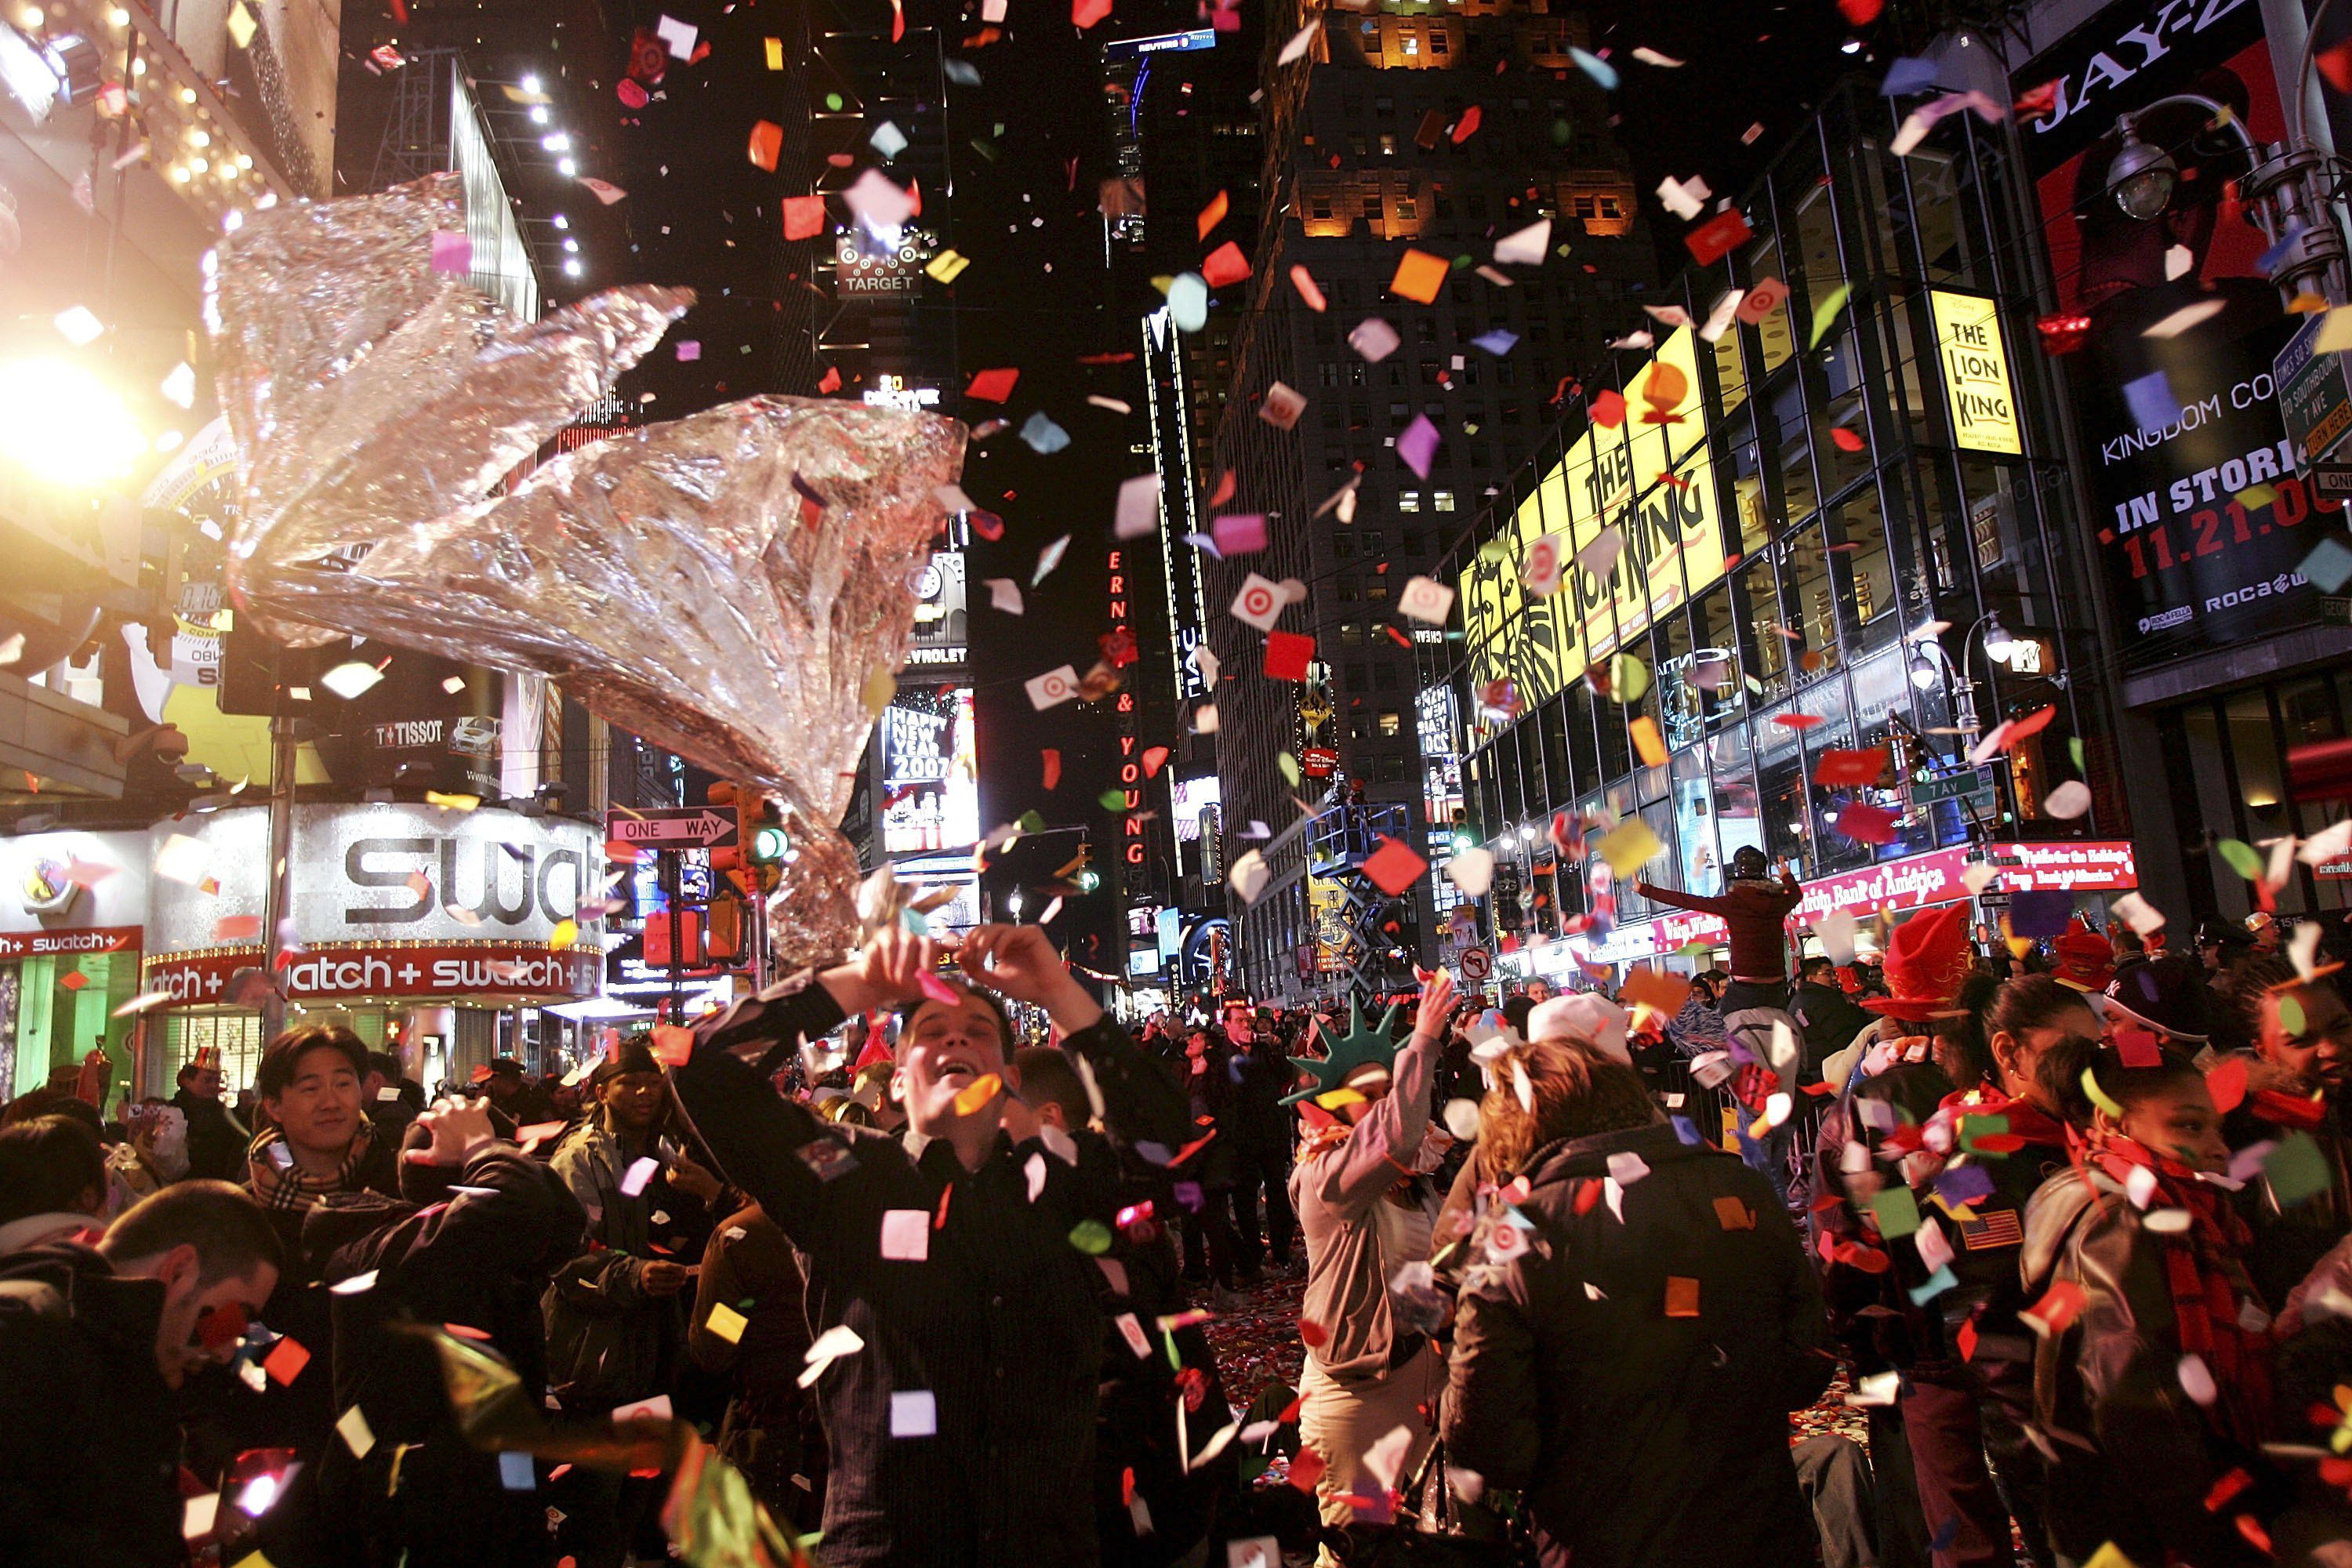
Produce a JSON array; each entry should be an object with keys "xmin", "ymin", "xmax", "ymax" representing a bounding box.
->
[
  {"xmin": 1380, "ymin": 133, "xmax": 1398, "ymax": 155},
  {"xmin": 1403, "ymin": 32, "xmax": 1418, "ymax": 55},
  {"xmin": 1396, "ymin": 195, "xmax": 1417, "ymax": 220},
  {"xmin": 1380, "ymin": 712, "xmax": 1403, "ymax": 738},
  {"xmin": 1433, "ymin": 490, "xmax": 1455, "ymax": 512},
  {"xmin": 1399, "ymin": 491, "xmax": 1421, "ymax": 513}
]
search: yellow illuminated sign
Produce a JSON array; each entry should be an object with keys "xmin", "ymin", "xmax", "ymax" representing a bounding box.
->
[
  {"xmin": 1456, "ymin": 327, "xmax": 1729, "ymax": 706},
  {"xmin": 1929, "ymin": 289, "xmax": 2022, "ymax": 456}
]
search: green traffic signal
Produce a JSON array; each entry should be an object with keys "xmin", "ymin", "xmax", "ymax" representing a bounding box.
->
[
  {"xmin": 750, "ymin": 824, "xmax": 789, "ymax": 864},
  {"xmin": 1076, "ymin": 869, "xmax": 1102, "ymax": 892}
]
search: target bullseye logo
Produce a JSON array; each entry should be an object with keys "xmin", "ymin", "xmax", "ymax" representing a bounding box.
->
[
  {"xmin": 1025, "ymin": 663, "xmax": 1081, "ymax": 710},
  {"xmin": 1230, "ymin": 572, "xmax": 1284, "ymax": 632}
]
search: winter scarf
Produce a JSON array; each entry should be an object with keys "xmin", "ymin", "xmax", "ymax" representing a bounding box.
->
[
  {"xmin": 2088, "ymin": 1131, "xmax": 2274, "ymax": 1445},
  {"xmin": 246, "ymin": 1120, "xmax": 379, "ymax": 1216}
]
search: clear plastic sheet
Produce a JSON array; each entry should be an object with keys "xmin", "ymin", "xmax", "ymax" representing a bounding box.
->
[{"xmin": 211, "ymin": 174, "xmax": 967, "ymax": 967}]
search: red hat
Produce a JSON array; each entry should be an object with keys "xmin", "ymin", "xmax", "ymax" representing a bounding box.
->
[
  {"xmin": 2052, "ymin": 915, "xmax": 2114, "ymax": 993},
  {"xmin": 1862, "ymin": 904, "xmax": 1974, "ymax": 1022}
]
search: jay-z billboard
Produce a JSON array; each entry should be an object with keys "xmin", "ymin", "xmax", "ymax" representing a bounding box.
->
[{"xmin": 2019, "ymin": 0, "xmax": 2336, "ymax": 671}]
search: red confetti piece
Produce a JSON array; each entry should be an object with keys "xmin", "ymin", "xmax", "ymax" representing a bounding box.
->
[
  {"xmin": 262, "ymin": 1336, "xmax": 312, "ymax": 1386},
  {"xmin": 1837, "ymin": 0, "xmax": 1883, "ymax": 22},
  {"xmin": 1042, "ymin": 749, "xmax": 1062, "ymax": 790},
  {"xmin": 1288, "ymin": 1446, "xmax": 1327, "ymax": 1494},
  {"xmin": 1300, "ymin": 1318, "xmax": 1330, "ymax": 1348},
  {"xmin": 650, "ymin": 1024, "xmax": 694, "ymax": 1068},
  {"xmin": 2205, "ymin": 1468, "xmax": 2254, "ymax": 1512},
  {"xmin": 1202, "ymin": 241, "xmax": 1250, "ymax": 289},
  {"xmin": 1362, "ymin": 837, "xmax": 1428, "ymax": 897},
  {"xmin": 1829, "ymin": 426, "xmax": 1867, "ymax": 452},
  {"xmin": 966, "ymin": 367, "xmax": 1018, "ymax": 403},
  {"xmin": 1591, "ymin": 389, "xmax": 1626, "ymax": 428},
  {"xmin": 2206, "ymin": 1054, "xmax": 2249, "ymax": 1115},
  {"xmin": 2321, "ymin": 39, "xmax": 2352, "ymax": 93}
]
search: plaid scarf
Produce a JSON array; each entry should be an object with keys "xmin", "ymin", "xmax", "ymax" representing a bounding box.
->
[
  {"xmin": 2089, "ymin": 1132, "xmax": 2274, "ymax": 1445},
  {"xmin": 246, "ymin": 1120, "xmax": 377, "ymax": 1216}
]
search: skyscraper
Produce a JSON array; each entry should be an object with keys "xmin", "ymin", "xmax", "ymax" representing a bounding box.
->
[{"xmin": 1198, "ymin": 0, "xmax": 1654, "ymax": 1001}]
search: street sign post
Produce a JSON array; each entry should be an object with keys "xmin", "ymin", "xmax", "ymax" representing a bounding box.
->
[
  {"xmin": 1911, "ymin": 769, "xmax": 1998, "ymax": 816},
  {"xmin": 2277, "ymin": 312, "xmax": 2352, "ymax": 475},
  {"xmin": 605, "ymin": 808, "xmax": 740, "ymax": 852}
]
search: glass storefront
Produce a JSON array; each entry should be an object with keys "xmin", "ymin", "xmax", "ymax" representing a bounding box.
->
[{"xmin": 1430, "ymin": 82, "xmax": 2119, "ymax": 953}]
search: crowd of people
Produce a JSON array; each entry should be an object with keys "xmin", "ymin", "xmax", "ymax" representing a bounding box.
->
[{"xmin": 6, "ymin": 884, "xmax": 2352, "ymax": 1568}]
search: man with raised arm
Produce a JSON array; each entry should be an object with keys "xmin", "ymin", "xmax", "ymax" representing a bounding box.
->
[{"xmin": 667, "ymin": 923, "xmax": 1191, "ymax": 1568}]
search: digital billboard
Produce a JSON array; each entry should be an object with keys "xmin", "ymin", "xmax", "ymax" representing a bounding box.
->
[{"xmin": 880, "ymin": 686, "xmax": 979, "ymax": 855}]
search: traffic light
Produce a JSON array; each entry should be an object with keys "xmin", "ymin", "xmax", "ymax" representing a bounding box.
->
[
  {"xmin": 706, "ymin": 782, "xmax": 787, "ymax": 895},
  {"xmin": 707, "ymin": 782, "xmax": 747, "ymax": 887},
  {"xmin": 644, "ymin": 909, "xmax": 704, "ymax": 968},
  {"xmin": 706, "ymin": 897, "xmax": 743, "ymax": 962},
  {"xmin": 1074, "ymin": 843, "xmax": 1101, "ymax": 893},
  {"xmin": 1450, "ymin": 809, "xmax": 1482, "ymax": 857},
  {"xmin": 748, "ymin": 806, "xmax": 787, "ymax": 895}
]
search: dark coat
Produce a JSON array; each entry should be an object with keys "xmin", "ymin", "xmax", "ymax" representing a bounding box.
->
[
  {"xmin": 1226, "ymin": 1033, "xmax": 1295, "ymax": 1154},
  {"xmin": 0, "ymin": 1243, "xmax": 184, "ymax": 1568},
  {"xmin": 2020, "ymin": 1164, "xmax": 2270, "ymax": 1568},
  {"xmin": 174, "ymin": 1087, "xmax": 249, "ymax": 1182},
  {"xmin": 310, "ymin": 1142, "xmax": 586, "ymax": 1568},
  {"xmin": 1442, "ymin": 1122, "xmax": 1833, "ymax": 1568},
  {"xmin": 1788, "ymin": 977, "xmax": 1873, "ymax": 1078}
]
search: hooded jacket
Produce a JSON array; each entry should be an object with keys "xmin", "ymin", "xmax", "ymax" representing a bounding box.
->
[
  {"xmin": 0, "ymin": 1243, "xmax": 183, "ymax": 1568},
  {"xmin": 1442, "ymin": 1122, "xmax": 1832, "ymax": 1568}
]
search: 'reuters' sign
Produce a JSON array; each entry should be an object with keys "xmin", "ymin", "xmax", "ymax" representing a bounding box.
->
[{"xmin": 144, "ymin": 945, "xmax": 602, "ymax": 1004}]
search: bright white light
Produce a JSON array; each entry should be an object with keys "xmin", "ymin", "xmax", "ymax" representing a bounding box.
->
[
  {"xmin": 108, "ymin": 6, "xmax": 126, "ymax": 24},
  {"xmin": 521, "ymin": 74, "xmax": 542, "ymax": 93},
  {"xmin": 187, "ymin": 127, "xmax": 209, "ymax": 147},
  {"xmin": 1841, "ymin": 38, "xmax": 1862, "ymax": 53},
  {"xmin": 234, "ymin": 1472, "xmax": 282, "ymax": 1517},
  {"xmin": 551, "ymin": 212, "xmax": 569, "ymax": 230},
  {"xmin": 562, "ymin": 237, "xmax": 578, "ymax": 252},
  {"xmin": 20, "ymin": 7, "xmax": 42, "ymax": 27},
  {"xmin": 0, "ymin": 358, "xmax": 143, "ymax": 488},
  {"xmin": 53, "ymin": 305, "xmax": 103, "ymax": 346},
  {"xmin": 442, "ymin": 675, "xmax": 466, "ymax": 695},
  {"xmin": 320, "ymin": 661, "xmax": 385, "ymax": 699},
  {"xmin": 1007, "ymin": 891, "xmax": 1024, "ymax": 916},
  {"xmin": 154, "ymin": 429, "xmax": 182, "ymax": 452},
  {"xmin": 162, "ymin": 361, "xmax": 196, "ymax": 407},
  {"xmin": 528, "ymin": 104, "xmax": 549, "ymax": 125},
  {"xmin": 1981, "ymin": 619, "xmax": 2015, "ymax": 662},
  {"xmin": 220, "ymin": 209, "xmax": 243, "ymax": 232},
  {"xmin": 542, "ymin": 132, "xmax": 569, "ymax": 151},
  {"xmin": 563, "ymin": 258, "xmax": 583, "ymax": 278},
  {"xmin": 557, "ymin": 157, "xmax": 577, "ymax": 177},
  {"xmin": 188, "ymin": 157, "xmax": 207, "ymax": 173}
]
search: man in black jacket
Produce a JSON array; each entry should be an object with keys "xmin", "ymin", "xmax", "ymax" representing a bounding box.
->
[
  {"xmin": 670, "ymin": 922, "xmax": 1190, "ymax": 1568},
  {"xmin": 1790, "ymin": 957, "xmax": 1873, "ymax": 1082},
  {"xmin": 1222, "ymin": 1004, "xmax": 1296, "ymax": 1280},
  {"xmin": 173, "ymin": 1056, "xmax": 250, "ymax": 1182},
  {"xmin": 0, "ymin": 1180, "xmax": 284, "ymax": 1567},
  {"xmin": 311, "ymin": 1101, "xmax": 588, "ymax": 1568}
]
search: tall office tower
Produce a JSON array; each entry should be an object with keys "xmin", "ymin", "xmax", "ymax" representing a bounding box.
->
[
  {"xmin": 1099, "ymin": 20, "xmax": 1265, "ymax": 999},
  {"xmin": 1200, "ymin": 0, "xmax": 1655, "ymax": 1001}
]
